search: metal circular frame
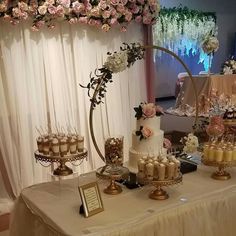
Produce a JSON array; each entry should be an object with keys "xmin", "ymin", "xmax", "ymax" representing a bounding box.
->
[{"xmin": 89, "ymin": 45, "xmax": 199, "ymax": 163}]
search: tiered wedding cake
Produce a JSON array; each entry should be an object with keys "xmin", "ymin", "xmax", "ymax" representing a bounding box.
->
[{"xmin": 128, "ymin": 103, "xmax": 167, "ymax": 171}]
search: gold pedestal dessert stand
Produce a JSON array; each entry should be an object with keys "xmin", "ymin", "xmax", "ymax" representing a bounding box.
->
[
  {"xmin": 202, "ymin": 158, "xmax": 236, "ymax": 180},
  {"xmin": 96, "ymin": 166, "xmax": 129, "ymax": 195},
  {"xmin": 147, "ymin": 175, "xmax": 183, "ymax": 200},
  {"xmin": 34, "ymin": 149, "xmax": 88, "ymax": 176}
]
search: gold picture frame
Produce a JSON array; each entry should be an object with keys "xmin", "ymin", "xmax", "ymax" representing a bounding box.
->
[{"xmin": 78, "ymin": 182, "xmax": 104, "ymax": 217}]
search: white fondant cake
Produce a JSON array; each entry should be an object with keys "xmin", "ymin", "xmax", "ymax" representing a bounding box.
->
[{"xmin": 128, "ymin": 103, "xmax": 166, "ymax": 171}]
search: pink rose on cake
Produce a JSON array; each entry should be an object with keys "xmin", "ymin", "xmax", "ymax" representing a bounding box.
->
[
  {"xmin": 136, "ymin": 126, "xmax": 153, "ymax": 140},
  {"xmin": 141, "ymin": 126, "xmax": 153, "ymax": 138},
  {"xmin": 134, "ymin": 102, "xmax": 164, "ymax": 120},
  {"xmin": 142, "ymin": 103, "xmax": 156, "ymax": 118}
]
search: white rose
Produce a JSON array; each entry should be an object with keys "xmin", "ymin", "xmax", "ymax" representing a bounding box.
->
[
  {"xmin": 104, "ymin": 51, "xmax": 128, "ymax": 73},
  {"xmin": 38, "ymin": 5, "xmax": 47, "ymax": 15}
]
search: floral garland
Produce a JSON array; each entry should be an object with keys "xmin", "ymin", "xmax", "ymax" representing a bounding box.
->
[
  {"xmin": 81, "ymin": 42, "xmax": 145, "ymax": 107},
  {"xmin": 222, "ymin": 57, "xmax": 236, "ymax": 75},
  {"xmin": 0, "ymin": 0, "xmax": 160, "ymax": 32},
  {"xmin": 153, "ymin": 6, "xmax": 218, "ymax": 69}
]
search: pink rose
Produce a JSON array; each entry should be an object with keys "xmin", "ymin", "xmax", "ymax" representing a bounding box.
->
[
  {"xmin": 57, "ymin": 0, "xmax": 71, "ymax": 8},
  {"xmin": 142, "ymin": 103, "xmax": 156, "ymax": 118},
  {"xmin": 12, "ymin": 8, "xmax": 21, "ymax": 18},
  {"xmin": 135, "ymin": 15, "xmax": 142, "ymax": 23},
  {"xmin": 130, "ymin": 4, "xmax": 139, "ymax": 14},
  {"xmin": 35, "ymin": 20, "xmax": 45, "ymax": 28},
  {"xmin": 72, "ymin": 2, "xmax": 85, "ymax": 13},
  {"xmin": 78, "ymin": 16, "xmax": 88, "ymax": 24},
  {"xmin": 117, "ymin": 4, "xmax": 125, "ymax": 13},
  {"xmin": 0, "ymin": 3, "xmax": 7, "ymax": 12},
  {"xmin": 98, "ymin": 0, "xmax": 107, "ymax": 10},
  {"xmin": 110, "ymin": 7, "xmax": 117, "ymax": 16},
  {"xmin": 129, "ymin": 0, "xmax": 136, "ymax": 3},
  {"xmin": 88, "ymin": 19, "xmax": 101, "ymax": 27},
  {"xmin": 102, "ymin": 10, "xmax": 111, "ymax": 19},
  {"xmin": 85, "ymin": 2, "xmax": 92, "ymax": 11},
  {"xmin": 48, "ymin": 5, "xmax": 57, "ymax": 15},
  {"xmin": 163, "ymin": 138, "xmax": 172, "ymax": 150},
  {"xmin": 110, "ymin": 0, "xmax": 119, "ymax": 6},
  {"xmin": 125, "ymin": 11, "xmax": 132, "ymax": 22},
  {"xmin": 143, "ymin": 14, "xmax": 152, "ymax": 24},
  {"xmin": 90, "ymin": 7, "xmax": 100, "ymax": 17},
  {"xmin": 143, "ymin": 5, "xmax": 150, "ymax": 15},
  {"xmin": 101, "ymin": 23, "xmax": 111, "ymax": 32},
  {"xmin": 56, "ymin": 5, "xmax": 65, "ymax": 17},
  {"xmin": 110, "ymin": 17, "xmax": 117, "ymax": 25},
  {"xmin": 18, "ymin": 2, "xmax": 28, "ymax": 11},
  {"xmin": 141, "ymin": 126, "xmax": 153, "ymax": 138},
  {"xmin": 20, "ymin": 11, "xmax": 28, "ymax": 20}
]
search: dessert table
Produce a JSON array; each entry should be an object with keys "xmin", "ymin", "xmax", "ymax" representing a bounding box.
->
[
  {"xmin": 176, "ymin": 74, "xmax": 236, "ymax": 108},
  {"xmin": 10, "ymin": 166, "xmax": 236, "ymax": 236}
]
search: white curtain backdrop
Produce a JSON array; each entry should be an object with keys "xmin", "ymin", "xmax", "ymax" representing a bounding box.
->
[{"xmin": 0, "ymin": 21, "xmax": 147, "ymax": 197}]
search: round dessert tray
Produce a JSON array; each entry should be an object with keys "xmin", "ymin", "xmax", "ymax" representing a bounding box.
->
[
  {"xmin": 96, "ymin": 165, "xmax": 129, "ymax": 195},
  {"xmin": 34, "ymin": 149, "xmax": 88, "ymax": 176},
  {"xmin": 142, "ymin": 174, "xmax": 182, "ymax": 200},
  {"xmin": 202, "ymin": 158, "xmax": 236, "ymax": 180}
]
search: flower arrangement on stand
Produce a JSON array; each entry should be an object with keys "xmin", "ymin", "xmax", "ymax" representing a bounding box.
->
[
  {"xmin": 201, "ymin": 35, "xmax": 219, "ymax": 75},
  {"xmin": 0, "ymin": 0, "xmax": 160, "ymax": 31}
]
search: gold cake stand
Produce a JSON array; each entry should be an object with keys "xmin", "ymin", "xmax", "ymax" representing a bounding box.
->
[
  {"xmin": 96, "ymin": 166, "xmax": 129, "ymax": 195},
  {"xmin": 34, "ymin": 149, "xmax": 87, "ymax": 176},
  {"xmin": 202, "ymin": 158, "xmax": 236, "ymax": 180},
  {"xmin": 141, "ymin": 175, "xmax": 183, "ymax": 200}
]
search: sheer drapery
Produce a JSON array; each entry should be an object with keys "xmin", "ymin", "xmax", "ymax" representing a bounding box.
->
[{"xmin": 0, "ymin": 21, "xmax": 146, "ymax": 197}]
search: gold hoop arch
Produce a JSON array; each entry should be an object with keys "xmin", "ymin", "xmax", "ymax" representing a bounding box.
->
[{"xmin": 89, "ymin": 45, "xmax": 199, "ymax": 163}]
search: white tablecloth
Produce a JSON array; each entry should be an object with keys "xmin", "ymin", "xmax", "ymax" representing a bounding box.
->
[{"xmin": 10, "ymin": 166, "xmax": 236, "ymax": 236}]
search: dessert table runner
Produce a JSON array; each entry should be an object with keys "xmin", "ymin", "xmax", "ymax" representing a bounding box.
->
[{"xmin": 10, "ymin": 166, "xmax": 236, "ymax": 236}]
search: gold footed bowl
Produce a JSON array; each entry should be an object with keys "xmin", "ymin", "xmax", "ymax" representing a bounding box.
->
[
  {"xmin": 143, "ymin": 175, "xmax": 183, "ymax": 200},
  {"xmin": 202, "ymin": 158, "xmax": 236, "ymax": 180},
  {"xmin": 96, "ymin": 166, "xmax": 129, "ymax": 195}
]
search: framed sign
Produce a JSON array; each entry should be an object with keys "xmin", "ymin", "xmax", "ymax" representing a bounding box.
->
[{"xmin": 78, "ymin": 182, "xmax": 104, "ymax": 217}]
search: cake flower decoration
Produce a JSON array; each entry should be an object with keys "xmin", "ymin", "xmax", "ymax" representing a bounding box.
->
[
  {"xmin": 134, "ymin": 102, "xmax": 164, "ymax": 120},
  {"xmin": 136, "ymin": 126, "xmax": 153, "ymax": 140}
]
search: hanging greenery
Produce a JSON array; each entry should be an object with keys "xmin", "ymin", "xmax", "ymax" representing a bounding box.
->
[{"xmin": 153, "ymin": 6, "xmax": 218, "ymax": 70}]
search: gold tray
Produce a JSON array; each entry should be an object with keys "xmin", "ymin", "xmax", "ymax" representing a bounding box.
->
[{"xmin": 34, "ymin": 149, "xmax": 87, "ymax": 176}]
